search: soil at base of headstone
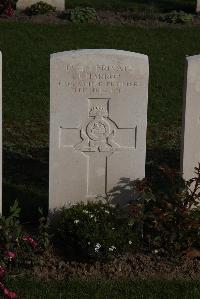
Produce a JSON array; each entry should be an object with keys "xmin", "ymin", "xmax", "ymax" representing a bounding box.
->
[
  {"xmin": 1, "ymin": 10, "xmax": 200, "ymax": 27},
  {"xmin": 32, "ymin": 251, "xmax": 200, "ymax": 281}
]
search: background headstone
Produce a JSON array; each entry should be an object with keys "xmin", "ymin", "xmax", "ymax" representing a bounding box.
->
[
  {"xmin": 197, "ymin": 0, "xmax": 200, "ymax": 12},
  {"xmin": 181, "ymin": 55, "xmax": 200, "ymax": 181},
  {"xmin": 49, "ymin": 49, "xmax": 149, "ymax": 209},
  {"xmin": 0, "ymin": 52, "xmax": 2, "ymax": 214},
  {"xmin": 17, "ymin": 0, "xmax": 65, "ymax": 11}
]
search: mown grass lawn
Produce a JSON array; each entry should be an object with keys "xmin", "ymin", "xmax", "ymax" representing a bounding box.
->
[
  {"xmin": 2, "ymin": 23, "xmax": 200, "ymax": 131},
  {"xmin": 65, "ymin": 0, "xmax": 196, "ymax": 12},
  {"xmin": 5, "ymin": 278, "xmax": 200, "ymax": 299},
  {"xmin": 1, "ymin": 21, "xmax": 200, "ymax": 217}
]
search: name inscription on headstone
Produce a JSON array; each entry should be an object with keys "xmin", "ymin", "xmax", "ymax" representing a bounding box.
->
[{"xmin": 62, "ymin": 64, "xmax": 141, "ymax": 94}]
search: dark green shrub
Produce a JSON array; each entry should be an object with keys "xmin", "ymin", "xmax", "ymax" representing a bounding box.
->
[
  {"xmin": 70, "ymin": 7, "xmax": 97, "ymax": 24},
  {"xmin": 49, "ymin": 201, "xmax": 138, "ymax": 261},
  {"xmin": 161, "ymin": 10, "xmax": 193, "ymax": 23},
  {"xmin": 128, "ymin": 164, "xmax": 200, "ymax": 256},
  {"xmin": 29, "ymin": 1, "xmax": 56, "ymax": 15}
]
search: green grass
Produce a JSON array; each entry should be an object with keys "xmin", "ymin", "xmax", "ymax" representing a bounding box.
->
[
  {"xmin": 2, "ymin": 23, "xmax": 200, "ymax": 126},
  {"xmin": 5, "ymin": 278, "xmax": 200, "ymax": 299},
  {"xmin": 65, "ymin": 0, "xmax": 196, "ymax": 12},
  {"xmin": 2, "ymin": 23, "xmax": 200, "ymax": 128},
  {"xmin": 1, "ymin": 21, "xmax": 200, "ymax": 217}
]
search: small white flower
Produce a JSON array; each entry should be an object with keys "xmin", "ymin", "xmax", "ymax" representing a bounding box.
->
[
  {"xmin": 112, "ymin": 227, "xmax": 115, "ymax": 230},
  {"xmin": 154, "ymin": 249, "xmax": 159, "ymax": 254},
  {"xmin": 83, "ymin": 210, "xmax": 89, "ymax": 214},
  {"xmin": 109, "ymin": 204, "xmax": 115, "ymax": 208},
  {"xmin": 94, "ymin": 243, "xmax": 101, "ymax": 252},
  {"xmin": 90, "ymin": 214, "xmax": 94, "ymax": 218},
  {"xmin": 105, "ymin": 210, "xmax": 110, "ymax": 214},
  {"xmin": 74, "ymin": 220, "xmax": 79, "ymax": 224},
  {"xmin": 129, "ymin": 241, "xmax": 132, "ymax": 245},
  {"xmin": 108, "ymin": 245, "xmax": 116, "ymax": 252}
]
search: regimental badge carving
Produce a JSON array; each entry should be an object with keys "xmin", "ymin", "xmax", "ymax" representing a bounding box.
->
[
  {"xmin": 75, "ymin": 105, "xmax": 120, "ymax": 152},
  {"xmin": 59, "ymin": 98, "xmax": 136, "ymax": 197},
  {"xmin": 60, "ymin": 98, "xmax": 136, "ymax": 155}
]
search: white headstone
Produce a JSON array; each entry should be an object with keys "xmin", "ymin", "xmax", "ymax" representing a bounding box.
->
[
  {"xmin": 0, "ymin": 52, "xmax": 1, "ymax": 214},
  {"xmin": 181, "ymin": 55, "xmax": 200, "ymax": 181},
  {"xmin": 197, "ymin": 0, "xmax": 200, "ymax": 12},
  {"xmin": 49, "ymin": 49, "xmax": 149, "ymax": 209},
  {"xmin": 17, "ymin": 0, "xmax": 65, "ymax": 11}
]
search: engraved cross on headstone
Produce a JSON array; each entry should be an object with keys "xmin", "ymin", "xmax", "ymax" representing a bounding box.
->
[{"xmin": 60, "ymin": 98, "xmax": 136, "ymax": 197}]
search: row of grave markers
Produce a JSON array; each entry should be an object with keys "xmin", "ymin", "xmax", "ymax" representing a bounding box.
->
[
  {"xmin": 17, "ymin": 0, "xmax": 200, "ymax": 13},
  {"xmin": 0, "ymin": 49, "xmax": 199, "ymax": 214}
]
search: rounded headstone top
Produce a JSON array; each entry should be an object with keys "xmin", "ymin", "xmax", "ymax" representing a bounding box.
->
[
  {"xmin": 51, "ymin": 49, "xmax": 148, "ymax": 61},
  {"xmin": 186, "ymin": 54, "xmax": 200, "ymax": 62}
]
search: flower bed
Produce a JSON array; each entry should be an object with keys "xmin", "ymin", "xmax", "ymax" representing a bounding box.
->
[
  {"xmin": 0, "ymin": 203, "xmax": 48, "ymax": 298},
  {"xmin": 0, "ymin": 164, "xmax": 199, "ymax": 297}
]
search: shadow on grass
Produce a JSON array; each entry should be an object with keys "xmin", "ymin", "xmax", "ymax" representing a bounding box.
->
[
  {"xmin": 67, "ymin": 0, "xmax": 195, "ymax": 13},
  {"xmin": 3, "ymin": 149, "xmax": 49, "ymax": 222},
  {"xmin": 109, "ymin": 148, "xmax": 180, "ymax": 205},
  {"xmin": 132, "ymin": 0, "xmax": 195, "ymax": 13},
  {"xmin": 146, "ymin": 148, "xmax": 180, "ymax": 169},
  {"xmin": 3, "ymin": 183, "xmax": 48, "ymax": 222},
  {"xmin": 2, "ymin": 147, "xmax": 180, "ymax": 220}
]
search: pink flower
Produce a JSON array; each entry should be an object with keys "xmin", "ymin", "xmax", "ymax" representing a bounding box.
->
[
  {"xmin": 0, "ymin": 282, "xmax": 4, "ymax": 289},
  {"xmin": 22, "ymin": 236, "xmax": 38, "ymax": 249},
  {"xmin": 0, "ymin": 283, "xmax": 17, "ymax": 298},
  {"xmin": 0, "ymin": 266, "xmax": 5, "ymax": 278},
  {"xmin": 4, "ymin": 251, "xmax": 16, "ymax": 260},
  {"xmin": 3, "ymin": 288, "xmax": 17, "ymax": 299},
  {"xmin": 5, "ymin": 0, "xmax": 14, "ymax": 17}
]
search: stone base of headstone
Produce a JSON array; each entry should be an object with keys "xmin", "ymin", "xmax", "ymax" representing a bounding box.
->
[{"xmin": 17, "ymin": 0, "xmax": 65, "ymax": 11}]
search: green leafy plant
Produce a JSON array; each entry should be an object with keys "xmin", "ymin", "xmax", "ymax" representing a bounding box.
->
[
  {"xmin": 37, "ymin": 208, "xmax": 50, "ymax": 250},
  {"xmin": 29, "ymin": 1, "xmax": 56, "ymax": 15},
  {"xmin": 70, "ymin": 7, "xmax": 97, "ymax": 24},
  {"xmin": 161, "ymin": 10, "xmax": 193, "ymax": 24},
  {"xmin": 0, "ymin": 200, "xmax": 22, "ymax": 252},
  {"xmin": 49, "ymin": 201, "xmax": 138, "ymax": 261}
]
